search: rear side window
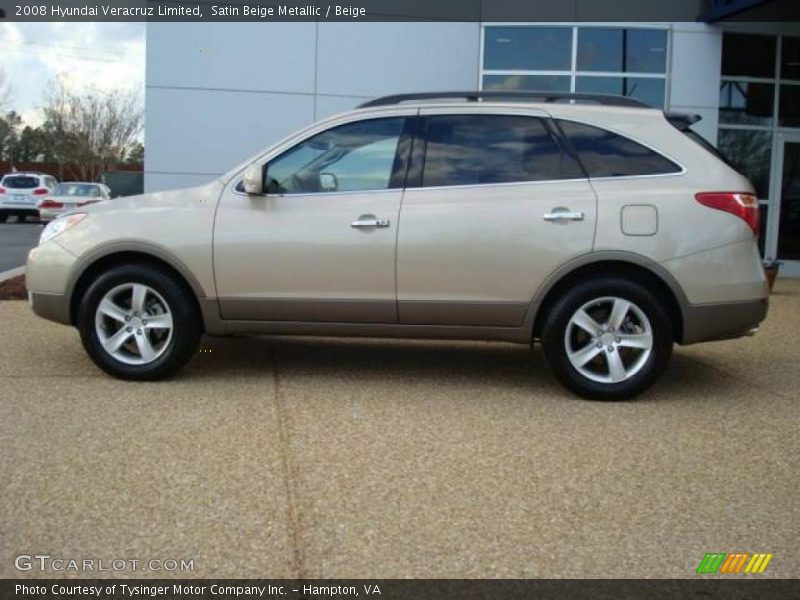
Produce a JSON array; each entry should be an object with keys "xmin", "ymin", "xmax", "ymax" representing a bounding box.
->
[
  {"xmin": 421, "ymin": 115, "xmax": 583, "ymax": 187},
  {"xmin": 556, "ymin": 120, "xmax": 681, "ymax": 178},
  {"xmin": 2, "ymin": 175, "xmax": 39, "ymax": 189}
]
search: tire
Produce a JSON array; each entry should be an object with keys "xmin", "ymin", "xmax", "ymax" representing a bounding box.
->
[
  {"xmin": 77, "ymin": 263, "xmax": 202, "ymax": 380},
  {"xmin": 0, "ymin": 213, "xmax": 7, "ymax": 223},
  {"xmin": 541, "ymin": 277, "xmax": 673, "ymax": 401}
]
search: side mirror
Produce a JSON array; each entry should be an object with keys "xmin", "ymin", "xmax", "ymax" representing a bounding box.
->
[
  {"xmin": 320, "ymin": 172, "xmax": 338, "ymax": 192},
  {"xmin": 242, "ymin": 164, "xmax": 263, "ymax": 195}
]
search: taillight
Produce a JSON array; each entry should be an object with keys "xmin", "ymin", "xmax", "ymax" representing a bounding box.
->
[
  {"xmin": 33, "ymin": 188, "xmax": 49, "ymax": 195},
  {"xmin": 39, "ymin": 200, "xmax": 64, "ymax": 209},
  {"xmin": 0, "ymin": 186, "xmax": 5, "ymax": 194},
  {"xmin": 695, "ymin": 192, "xmax": 759, "ymax": 235}
]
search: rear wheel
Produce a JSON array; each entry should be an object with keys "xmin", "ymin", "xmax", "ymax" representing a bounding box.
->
[
  {"xmin": 77, "ymin": 264, "xmax": 201, "ymax": 380},
  {"xmin": 541, "ymin": 277, "xmax": 673, "ymax": 400}
]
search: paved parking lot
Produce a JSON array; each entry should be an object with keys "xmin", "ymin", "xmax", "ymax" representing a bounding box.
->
[
  {"xmin": 0, "ymin": 222, "xmax": 41, "ymax": 272},
  {"xmin": 0, "ymin": 280, "xmax": 797, "ymax": 579}
]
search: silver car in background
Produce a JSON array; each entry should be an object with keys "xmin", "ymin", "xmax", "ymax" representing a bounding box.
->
[{"xmin": 38, "ymin": 182, "xmax": 112, "ymax": 222}]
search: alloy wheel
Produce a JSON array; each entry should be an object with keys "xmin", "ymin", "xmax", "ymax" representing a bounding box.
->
[
  {"xmin": 94, "ymin": 283, "xmax": 174, "ymax": 365},
  {"xmin": 564, "ymin": 296, "xmax": 653, "ymax": 384}
]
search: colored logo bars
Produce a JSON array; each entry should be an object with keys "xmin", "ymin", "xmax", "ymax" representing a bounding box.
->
[{"xmin": 697, "ymin": 553, "xmax": 774, "ymax": 574}]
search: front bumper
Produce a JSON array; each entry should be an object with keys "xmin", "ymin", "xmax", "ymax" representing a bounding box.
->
[
  {"xmin": 26, "ymin": 240, "xmax": 79, "ymax": 326},
  {"xmin": 29, "ymin": 291, "xmax": 71, "ymax": 324},
  {"xmin": 682, "ymin": 297, "xmax": 769, "ymax": 344}
]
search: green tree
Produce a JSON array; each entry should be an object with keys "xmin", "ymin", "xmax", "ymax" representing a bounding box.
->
[
  {"xmin": 0, "ymin": 111, "xmax": 23, "ymax": 162},
  {"xmin": 127, "ymin": 141, "xmax": 144, "ymax": 163},
  {"xmin": 15, "ymin": 126, "xmax": 53, "ymax": 162}
]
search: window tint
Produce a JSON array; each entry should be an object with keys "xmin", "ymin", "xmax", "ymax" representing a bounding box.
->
[
  {"xmin": 265, "ymin": 118, "xmax": 405, "ymax": 194},
  {"xmin": 1, "ymin": 175, "xmax": 39, "ymax": 189},
  {"xmin": 421, "ymin": 115, "xmax": 583, "ymax": 187},
  {"xmin": 557, "ymin": 120, "xmax": 681, "ymax": 178}
]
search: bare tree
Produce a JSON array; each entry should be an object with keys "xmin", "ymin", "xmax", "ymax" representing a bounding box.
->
[
  {"xmin": 42, "ymin": 79, "xmax": 143, "ymax": 181},
  {"xmin": 0, "ymin": 68, "xmax": 12, "ymax": 112}
]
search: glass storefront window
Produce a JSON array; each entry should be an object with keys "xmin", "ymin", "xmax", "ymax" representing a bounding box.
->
[
  {"xmin": 577, "ymin": 28, "xmax": 667, "ymax": 74},
  {"xmin": 782, "ymin": 37, "xmax": 800, "ymax": 80},
  {"xmin": 481, "ymin": 26, "xmax": 668, "ymax": 109},
  {"xmin": 576, "ymin": 76, "xmax": 665, "ymax": 108},
  {"xmin": 719, "ymin": 81, "xmax": 775, "ymax": 126},
  {"xmin": 484, "ymin": 27, "xmax": 572, "ymax": 71},
  {"xmin": 717, "ymin": 129, "xmax": 772, "ymax": 198},
  {"xmin": 482, "ymin": 74, "xmax": 571, "ymax": 93},
  {"xmin": 779, "ymin": 85, "xmax": 800, "ymax": 128},
  {"xmin": 722, "ymin": 33, "xmax": 776, "ymax": 78}
]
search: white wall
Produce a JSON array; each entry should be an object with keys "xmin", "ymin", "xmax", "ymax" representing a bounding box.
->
[
  {"xmin": 145, "ymin": 22, "xmax": 480, "ymax": 191},
  {"xmin": 667, "ymin": 22, "xmax": 723, "ymax": 144}
]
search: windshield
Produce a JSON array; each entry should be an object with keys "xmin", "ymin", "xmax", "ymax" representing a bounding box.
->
[
  {"xmin": 1, "ymin": 175, "xmax": 40, "ymax": 189},
  {"xmin": 53, "ymin": 183, "xmax": 102, "ymax": 197}
]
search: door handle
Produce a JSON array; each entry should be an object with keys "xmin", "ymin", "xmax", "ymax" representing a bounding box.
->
[
  {"xmin": 543, "ymin": 210, "xmax": 585, "ymax": 222},
  {"xmin": 351, "ymin": 217, "xmax": 390, "ymax": 228}
]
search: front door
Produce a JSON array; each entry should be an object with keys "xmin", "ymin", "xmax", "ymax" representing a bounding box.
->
[
  {"xmin": 396, "ymin": 109, "xmax": 597, "ymax": 327},
  {"xmin": 768, "ymin": 133, "xmax": 800, "ymax": 277},
  {"xmin": 214, "ymin": 115, "xmax": 413, "ymax": 322}
]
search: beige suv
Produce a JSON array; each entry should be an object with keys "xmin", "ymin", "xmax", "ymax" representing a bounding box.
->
[{"xmin": 26, "ymin": 92, "xmax": 769, "ymax": 400}]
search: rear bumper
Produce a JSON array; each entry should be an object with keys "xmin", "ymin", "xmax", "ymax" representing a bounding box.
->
[
  {"xmin": 682, "ymin": 297, "xmax": 769, "ymax": 344},
  {"xmin": 0, "ymin": 207, "xmax": 38, "ymax": 216}
]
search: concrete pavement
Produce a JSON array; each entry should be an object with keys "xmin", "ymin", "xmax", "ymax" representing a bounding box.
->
[{"xmin": 1, "ymin": 280, "xmax": 798, "ymax": 578}]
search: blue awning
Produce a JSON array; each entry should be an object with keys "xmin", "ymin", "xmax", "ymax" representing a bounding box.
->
[{"xmin": 699, "ymin": 0, "xmax": 775, "ymax": 22}]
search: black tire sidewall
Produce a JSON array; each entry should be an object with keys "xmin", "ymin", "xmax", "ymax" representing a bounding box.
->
[
  {"xmin": 541, "ymin": 278, "xmax": 673, "ymax": 401},
  {"xmin": 77, "ymin": 264, "xmax": 201, "ymax": 380}
]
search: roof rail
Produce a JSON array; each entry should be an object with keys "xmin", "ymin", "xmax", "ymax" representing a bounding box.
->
[{"xmin": 358, "ymin": 91, "xmax": 651, "ymax": 109}]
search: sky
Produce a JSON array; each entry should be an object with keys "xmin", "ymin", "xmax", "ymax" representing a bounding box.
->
[{"xmin": 0, "ymin": 22, "xmax": 145, "ymax": 127}]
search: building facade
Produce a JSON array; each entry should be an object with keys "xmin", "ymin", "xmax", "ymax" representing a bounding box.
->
[{"xmin": 145, "ymin": 18, "xmax": 800, "ymax": 274}]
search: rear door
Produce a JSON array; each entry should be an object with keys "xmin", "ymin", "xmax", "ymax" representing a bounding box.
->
[{"xmin": 396, "ymin": 107, "xmax": 597, "ymax": 326}]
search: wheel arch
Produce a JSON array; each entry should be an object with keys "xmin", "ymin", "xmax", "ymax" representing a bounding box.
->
[
  {"xmin": 68, "ymin": 247, "xmax": 206, "ymax": 328},
  {"xmin": 530, "ymin": 253, "xmax": 688, "ymax": 344}
]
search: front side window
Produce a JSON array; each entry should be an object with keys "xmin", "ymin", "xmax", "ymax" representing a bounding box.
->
[
  {"xmin": 556, "ymin": 120, "xmax": 681, "ymax": 178},
  {"xmin": 421, "ymin": 115, "xmax": 583, "ymax": 188},
  {"xmin": 265, "ymin": 117, "xmax": 406, "ymax": 194}
]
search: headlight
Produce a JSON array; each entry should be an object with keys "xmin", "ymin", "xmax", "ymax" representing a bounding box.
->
[{"xmin": 40, "ymin": 213, "xmax": 87, "ymax": 245}]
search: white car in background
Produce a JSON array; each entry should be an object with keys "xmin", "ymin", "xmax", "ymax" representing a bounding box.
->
[
  {"xmin": 38, "ymin": 182, "xmax": 112, "ymax": 222},
  {"xmin": 0, "ymin": 172, "xmax": 58, "ymax": 222}
]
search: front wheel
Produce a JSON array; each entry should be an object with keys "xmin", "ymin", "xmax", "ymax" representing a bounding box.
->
[
  {"xmin": 77, "ymin": 264, "xmax": 201, "ymax": 380},
  {"xmin": 541, "ymin": 278, "xmax": 673, "ymax": 400}
]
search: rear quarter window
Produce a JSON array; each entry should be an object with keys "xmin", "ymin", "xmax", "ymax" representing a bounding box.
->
[{"xmin": 556, "ymin": 119, "xmax": 682, "ymax": 178}]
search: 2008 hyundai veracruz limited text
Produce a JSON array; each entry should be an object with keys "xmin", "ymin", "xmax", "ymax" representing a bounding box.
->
[{"xmin": 26, "ymin": 92, "xmax": 769, "ymax": 400}]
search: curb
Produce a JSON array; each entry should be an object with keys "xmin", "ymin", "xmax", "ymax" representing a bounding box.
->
[{"xmin": 0, "ymin": 266, "xmax": 25, "ymax": 283}]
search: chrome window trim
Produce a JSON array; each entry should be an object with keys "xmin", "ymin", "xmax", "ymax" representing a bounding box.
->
[{"xmin": 232, "ymin": 186, "xmax": 404, "ymax": 199}]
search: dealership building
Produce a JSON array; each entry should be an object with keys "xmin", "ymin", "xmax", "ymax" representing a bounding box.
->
[{"xmin": 145, "ymin": 1, "xmax": 800, "ymax": 274}]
